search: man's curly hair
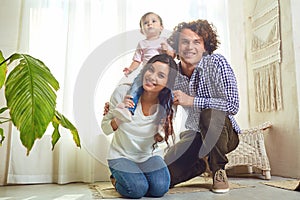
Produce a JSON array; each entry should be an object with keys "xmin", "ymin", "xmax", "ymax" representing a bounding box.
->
[{"xmin": 167, "ymin": 19, "xmax": 220, "ymax": 55}]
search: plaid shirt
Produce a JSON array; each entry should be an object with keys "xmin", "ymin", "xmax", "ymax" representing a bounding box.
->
[{"xmin": 174, "ymin": 53, "xmax": 241, "ymax": 133}]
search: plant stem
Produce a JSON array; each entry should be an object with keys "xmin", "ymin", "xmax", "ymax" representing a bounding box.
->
[{"xmin": 0, "ymin": 54, "xmax": 13, "ymax": 66}]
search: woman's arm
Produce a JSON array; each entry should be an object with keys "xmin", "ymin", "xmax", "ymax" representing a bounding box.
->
[{"xmin": 101, "ymin": 84, "xmax": 130, "ymax": 134}]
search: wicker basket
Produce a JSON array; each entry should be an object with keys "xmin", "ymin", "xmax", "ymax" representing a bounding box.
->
[{"xmin": 225, "ymin": 121, "xmax": 272, "ymax": 179}]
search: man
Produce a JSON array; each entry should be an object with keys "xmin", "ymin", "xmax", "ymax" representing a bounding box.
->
[{"xmin": 164, "ymin": 19, "xmax": 240, "ymax": 193}]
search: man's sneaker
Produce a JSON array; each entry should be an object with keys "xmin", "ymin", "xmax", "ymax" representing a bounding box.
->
[
  {"xmin": 112, "ymin": 107, "xmax": 132, "ymax": 123},
  {"xmin": 212, "ymin": 169, "xmax": 229, "ymax": 193}
]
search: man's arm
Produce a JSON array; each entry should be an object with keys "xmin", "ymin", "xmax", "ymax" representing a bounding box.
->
[{"xmin": 193, "ymin": 54, "xmax": 239, "ymax": 115}]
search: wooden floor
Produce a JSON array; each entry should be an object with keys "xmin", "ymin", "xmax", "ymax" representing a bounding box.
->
[{"xmin": 0, "ymin": 175, "xmax": 299, "ymax": 200}]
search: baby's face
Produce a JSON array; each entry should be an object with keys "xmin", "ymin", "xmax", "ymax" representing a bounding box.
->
[{"xmin": 140, "ymin": 13, "xmax": 163, "ymax": 39}]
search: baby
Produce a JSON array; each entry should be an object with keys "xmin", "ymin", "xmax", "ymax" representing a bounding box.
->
[{"xmin": 113, "ymin": 12, "xmax": 174, "ymax": 122}]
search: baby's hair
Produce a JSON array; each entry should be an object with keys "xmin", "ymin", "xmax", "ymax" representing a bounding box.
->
[{"xmin": 139, "ymin": 12, "xmax": 163, "ymax": 28}]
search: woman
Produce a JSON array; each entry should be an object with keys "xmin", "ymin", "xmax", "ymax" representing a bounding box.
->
[{"xmin": 101, "ymin": 54, "xmax": 178, "ymax": 199}]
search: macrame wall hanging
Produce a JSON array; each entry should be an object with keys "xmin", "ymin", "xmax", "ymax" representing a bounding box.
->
[{"xmin": 251, "ymin": 0, "xmax": 282, "ymax": 112}]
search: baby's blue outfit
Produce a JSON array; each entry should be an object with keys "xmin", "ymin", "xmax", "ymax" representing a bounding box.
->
[{"xmin": 127, "ymin": 72, "xmax": 143, "ymax": 115}]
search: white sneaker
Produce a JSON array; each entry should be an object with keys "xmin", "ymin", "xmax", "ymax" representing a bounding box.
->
[{"xmin": 112, "ymin": 107, "xmax": 132, "ymax": 122}]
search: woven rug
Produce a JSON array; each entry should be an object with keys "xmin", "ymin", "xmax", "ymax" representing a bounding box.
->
[
  {"xmin": 89, "ymin": 176, "xmax": 252, "ymax": 199},
  {"xmin": 261, "ymin": 180, "xmax": 300, "ymax": 191}
]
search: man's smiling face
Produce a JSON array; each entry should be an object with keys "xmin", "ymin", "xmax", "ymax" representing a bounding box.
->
[{"xmin": 178, "ymin": 28, "xmax": 206, "ymax": 68}]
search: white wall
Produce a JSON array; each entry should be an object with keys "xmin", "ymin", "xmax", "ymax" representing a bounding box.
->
[
  {"xmin": 226, "ymin": 0, "xmax": 249, "ymax": 129},
  {"xmin": 238, "ymin": 0, "xmax": 300, "ymax": 178},
  {"xmin": 289, "ymin": 0, "xmax": 300, "ymax": 177},
  {"xmin": 290, "ymin": 0, "xmax": 300, "ymax": 129}
]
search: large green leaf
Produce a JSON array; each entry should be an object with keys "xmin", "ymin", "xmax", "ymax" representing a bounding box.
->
[
  {"xmin": 51, "ymin": 118, "xmax": 60, "ymax": 150},
  {"xmin": 5, "ymin": 54, "xmax": 60, "ymax": 154},
  {"xmin": 52, "ymin": 111, "xmax": 81, "ymax": 150},
  {"xmin": 0, "ymin": 51, "xmax": 7, "ymax": 88}
]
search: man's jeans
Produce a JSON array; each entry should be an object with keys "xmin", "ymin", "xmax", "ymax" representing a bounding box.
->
[{"xmin": 164, "ymin": 109, "xmax": 239, "ymax": 186}]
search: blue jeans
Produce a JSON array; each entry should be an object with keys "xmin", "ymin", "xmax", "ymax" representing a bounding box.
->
[
  {"xmin": 127, "ymin": 73, "xmax": 143, "ymax": 115},
  {"xmin": 108, "ymin": 156, "xmax": 170, "ymax": 199}
]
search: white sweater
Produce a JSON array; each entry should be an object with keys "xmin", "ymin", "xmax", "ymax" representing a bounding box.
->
[{"xmin": 101, "ymin": 84, "xmax": 163, "ymax": 162}]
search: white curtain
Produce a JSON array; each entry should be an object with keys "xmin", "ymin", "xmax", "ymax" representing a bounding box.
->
[{"xmin": 2, "ymin": 0, "xmax": 229, "ymax": 185}]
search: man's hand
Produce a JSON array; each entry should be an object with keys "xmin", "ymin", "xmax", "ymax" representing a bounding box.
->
[{"xmin": 173, "ymin": 90, "xmax": 194, "ymax": 106}]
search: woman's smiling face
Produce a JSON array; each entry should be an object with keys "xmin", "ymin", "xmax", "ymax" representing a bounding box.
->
[{"xmin": 143, "ymin": 61, "xmax": 170, "ymax": 93}]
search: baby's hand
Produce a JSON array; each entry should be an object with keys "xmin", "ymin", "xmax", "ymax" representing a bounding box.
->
[
  {"xmin": 123, "ymin": 67, "xmax": 132, "ymax": 77},
  {"xmin": 161, "ymin": 42, "xmax": 176, "ymax": 58}
]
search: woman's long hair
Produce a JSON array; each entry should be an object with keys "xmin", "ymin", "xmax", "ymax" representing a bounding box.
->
[{"xmin": 138, "ymin": 54, "xmax": 178, "ymax": 149}]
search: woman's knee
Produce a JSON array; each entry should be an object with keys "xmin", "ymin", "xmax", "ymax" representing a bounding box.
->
[
  {"xmin": 113, "ymin": 172, "xmax": 149, "ymax": 199},
  {"xmin": 120, "ymin": 181, "xmax": 149, "ymax": 199},
  {"xmin": 146, "ymin": 164, "xmax": 170, "ymax": 197},
  {"xmin": 148, "ymin": 179, "xmax": 169, "ymax": 197},
  {"xmin": 132, "ymin": 182, "xmax": 149, "ymax": 199},
  {"xmin": 147, "ymin": 170, "xmax": 170, "ymax": 197}
]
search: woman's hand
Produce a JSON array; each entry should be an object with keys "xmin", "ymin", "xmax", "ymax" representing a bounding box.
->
[
  {"xmin": 111, "ymin": 118, "xmax": 122, "ymax": 131},
  {"xmin": 123, "ymin": 95, "xmax": 135, "ymax": 108},
  {"xmin": 103, "ymin": 102, "xmax": 110, "ymax": 116}
]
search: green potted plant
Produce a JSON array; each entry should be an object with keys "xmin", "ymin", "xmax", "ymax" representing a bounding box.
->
[{"xmin": 0, "ymin": 51, "xmax": 80, "ymax": 155}]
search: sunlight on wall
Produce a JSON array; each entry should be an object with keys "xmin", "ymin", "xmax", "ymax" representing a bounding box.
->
[{"xmin": 29, "ymin": 7, "xmax": 67, "ymax": 83}]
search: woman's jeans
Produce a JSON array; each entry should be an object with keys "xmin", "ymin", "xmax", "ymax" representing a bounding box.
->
[{"xmin": 108, "ymin": 156, "xmax": 170, "ymax": 199}]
